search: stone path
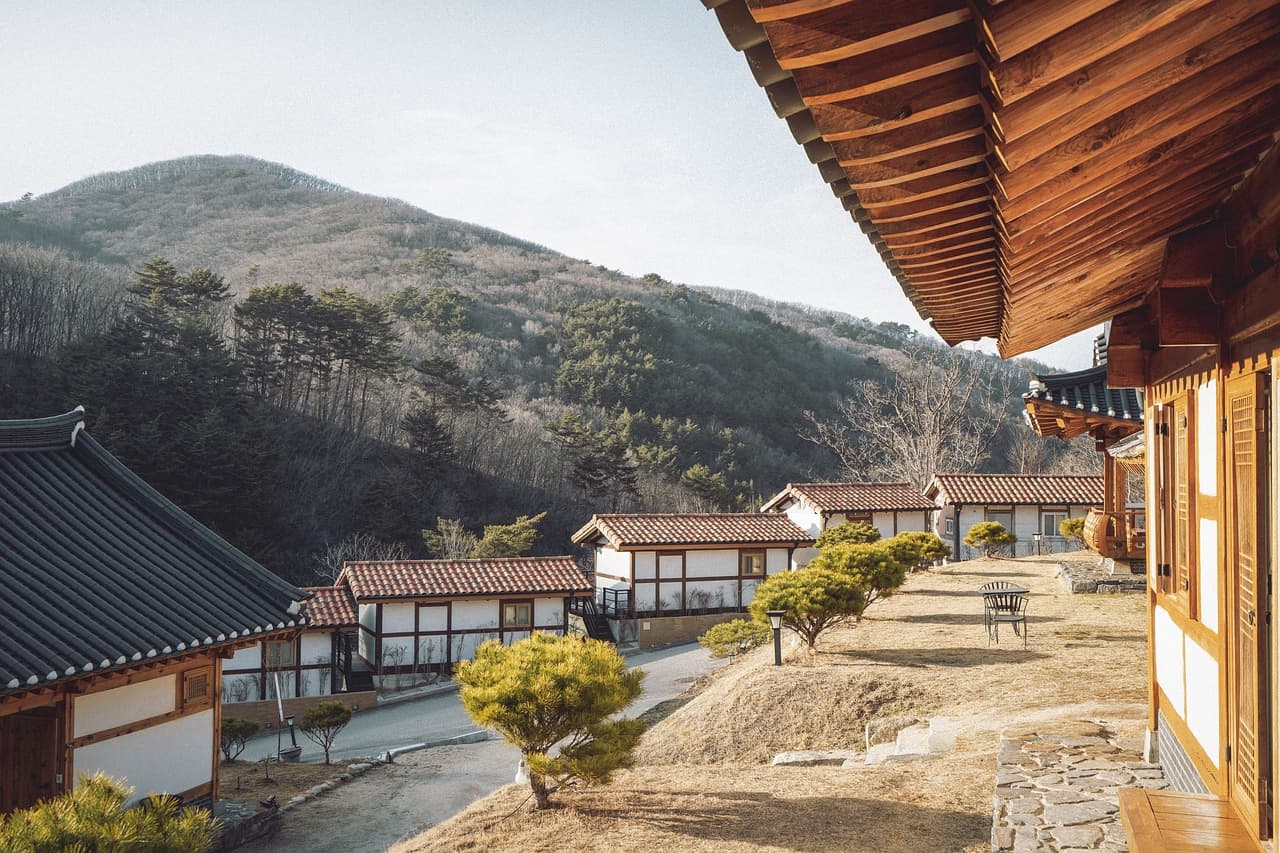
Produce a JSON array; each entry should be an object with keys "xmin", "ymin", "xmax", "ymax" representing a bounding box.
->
[
  {"xmin": 1057, "ymin": 559, "xmax": 1146, "ymax": 595},
  {"xmin": 991, "ymin": 721, "xmax": 1168, "ymax": 852}
]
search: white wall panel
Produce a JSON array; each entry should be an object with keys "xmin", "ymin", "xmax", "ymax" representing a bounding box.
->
[
  {"xmin": 871, "ymin": 512, "xmax": 896, "ymax": 540},
  {"xmin": 635, "ymin": 583, "xmax": 656, "ymax": 611},
  {"xmin": 741, "ymin": 578, "xmax": 762, "ymax": 607},
  {"xmin": 300, "ymin": 632, "xmax": 331, "ymax": 665},
  {"xmin": 381, "ymin": 602, "xmax": 415, "ymax": 634},
  {"xmin": 452, "ymin": 599, "xmax": 500, "ymax": 631},
  {"xmin": 75, "ymin": 675, "xmax": 176, "ymax": 738},
  {"xmin": 686, "ymin": 579, "xmax": 738, "ymax": 610},
  {"xmin": 416, "ymin": 635, "xmax": 448, "ymax": 667},
  {"xmin": 658, "ymin": 553, "xmax": 683, "ymax": 579},
  {"xmin": 418, "ymin": 604, "xmax": 448, "ymax": 632},
  {"xmin": 686, "ymin": 550, "xmax": 736, "ymax": 579},
  {"xmin": 1196, "ymin": 380, "xmax": 1217, "ymax": 496},
  {"xmin": 895, "ymin": 512, "xmax": 928, "ymax": 533},
  {"xmin": 1199, "ymin": 518, "xmax": 1219, "ymax": 633},
  {"xmin": 657, "ymin": 582, "xmax": 683, "ymax": 610},
  {"xmin": 227, "ymin": 644, "xmax": 260, "ymax": 670},
  {"xmin": 784, "ymin": 503, "xmax": 822, "ymax": 537},
  {"xmin": 1183, "ymin": 635, "xmax": 1220, "ymax": 767},
  {"xmin": 633, "ymin": 551, "xmax": 655, "ymax": 580},
  {"xmin": 74, "ymin": 709, "xmax": 213, "ymax": 806},
  {"xmin": 534, "ymin": 597, "xmax": 564, "ymax": 628},
  {"xmin": 596, "ymin": 547, "xmax": 632, "ymax": 580},
  {"xmin": 1153, "ymin": 605, "xmax": 1185, "ymax": 714},
  {"xmin": 766, "ymin": 548, "xmax": 788, "ymax": 574},
  {"xmin": 792, "ymin": 547, "xmax": 818, "ymax": 568}
]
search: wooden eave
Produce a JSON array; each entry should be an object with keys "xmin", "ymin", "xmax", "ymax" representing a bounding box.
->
[
  {"xmin": 707, "ymin": 0, "xmax": 1280, "ymax": 356},
  {"xmin": 1023, "ymin": 398, "xmax": 1143, "ymax": 442}
]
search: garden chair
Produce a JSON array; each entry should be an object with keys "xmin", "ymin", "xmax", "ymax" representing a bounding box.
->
[
  {"xmin": 984, "ymin": 592, "xmax": 1029, "ymax": 648},
  {"xmin": 978, "ymin": 581, "xmax": 1017, "ymax": 637}
]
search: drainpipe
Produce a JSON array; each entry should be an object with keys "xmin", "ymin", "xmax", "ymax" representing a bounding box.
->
[{"xmin": 953, "ymin": 503, "xmax": 962, "ymax": 559}]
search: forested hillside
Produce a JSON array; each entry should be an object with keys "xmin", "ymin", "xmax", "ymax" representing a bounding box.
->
[{"xmin": 0, "ymin": 156, "xmax": 1090, "ymax": 583}]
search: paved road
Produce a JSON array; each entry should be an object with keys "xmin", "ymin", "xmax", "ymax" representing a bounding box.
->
[
  {"xmin": 238, "ymin": 642, "xmax": 723, "ymax": 853},
  {"xmin": 245, "ymin": 642, "xmax": 722, "ymax": 762}
]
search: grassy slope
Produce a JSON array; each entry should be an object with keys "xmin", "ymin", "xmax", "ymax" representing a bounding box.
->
[{"xmin": 396, "ymin": 554, "xmax": 1146, "ymax": 852}]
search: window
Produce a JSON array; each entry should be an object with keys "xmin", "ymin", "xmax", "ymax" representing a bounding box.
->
[
  {"xmin": 1041, "ymin": 510, "xmax": 1068, "ymax": 538},
  {"xmin": 945, "ymin": 518, "xmax": 954, "ymax": 535},
  {"xmin": 181, "ymin": 666, "xmax": 212, "ymax": 709},
  {"xmin": 1156, "ymin": 395, "xmax": 1195, "ymax": 610},
  {"xmin": 740, "ymin": 551, "xmax": 765, "ymax": 576},
  {"xmin": 502, "ymin": 602, "xmax": 532, "ymax": 629},
  {"xmin": 264, "ymin": 640, "xmax": 295, "ymax": 669},
  {"xmin": 985, "ymin": 507, "xmax": 1014, "ymax": 531}
]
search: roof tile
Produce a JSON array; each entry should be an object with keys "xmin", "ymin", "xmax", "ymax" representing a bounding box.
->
[
  {"xmin": 572, "ymin": 513, "xmax": 814, "ymax": 549},
  {"xmin": 763, "ymin": 482, "xmax": 935, "ymax": 513},
  {"xmin": 928, "ymin": 474, "xmax": 1103, "ymax": 506},
  {"xmin": 340, "ymin": 557, "xmax": 591, "ymax": 601},
  {"xmin": 301, "ymin": 586, "xmax": 358, "ymax": 628}
]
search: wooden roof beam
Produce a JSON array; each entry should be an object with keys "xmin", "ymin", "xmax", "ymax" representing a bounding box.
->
[
  {"xmin": 994, "ymin": 0, "xmax": 1280, "ymax": 144},
  {"xmin": 884, "ymin": 221, "xmax": 993, "ymax": 250},
  {"xmin": 975, "ymin": 0, "xmax": 1122, "ymax": 62},
  {"xmin": 829, "ymin": 106, "xmax": 984, "ymax": 165},
  {"xmin": 984, "ymin": 0, "xmax": 1216, "ymax": 106},
  {"xmin": 996, "ymin": 13, "xmax": 1280, "ymax": 173},
  {"xmin": 863, "ymin": 184, "xmax": 989, "ymax": 221},
  {"xmin": 841, "ymin": 134, "xmax": 988, "ymax": 185},
  {"xmin": 810, "ymin": 66, "xmax": 981, "ymax": 141},
  {"xmin": 761, "ymin": 0, "xmax": 970, "ymax": 70},
  {"xmin": 875, "ymin": 201, "xmax": 990, "ymax": 237},
  {"xmin": 854, "ymin": 165, "xmax": 988, "ymax": 206},
  {"xmin": 792, "ymin": 23, "xmax": 976, "ymax": 104},
  {"xmin": 1222, "ymin": 136, "xmax": 1280, "ymax": 281}
]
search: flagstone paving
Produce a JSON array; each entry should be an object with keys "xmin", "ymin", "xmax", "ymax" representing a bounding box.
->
[{"xmin": 991, "ymin": 721, "xmax": 1168, "ymax": 852}]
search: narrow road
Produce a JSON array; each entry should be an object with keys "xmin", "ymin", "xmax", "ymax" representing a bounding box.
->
[{"xmin": 238, "ymin": 642, "xmax": 723, "ymax": 853}]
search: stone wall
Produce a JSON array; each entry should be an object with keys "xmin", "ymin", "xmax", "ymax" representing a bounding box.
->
[
  {"xmin": 223, "ymin": 690, "xmax": 378, "ymax": 728},
  {"xmin": 633, "ymin": 612, "xmax": 744, "ymax": 649}
]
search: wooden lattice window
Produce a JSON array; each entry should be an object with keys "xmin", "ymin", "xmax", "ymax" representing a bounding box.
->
[{"xmin": 182, "ymin": 666, "xmax": 212, "ymax": 708}]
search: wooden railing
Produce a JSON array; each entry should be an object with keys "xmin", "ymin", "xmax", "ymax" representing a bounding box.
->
[{"xmin": 1083, "ymin": 508, "xmax": 1146, "ymax": 560}]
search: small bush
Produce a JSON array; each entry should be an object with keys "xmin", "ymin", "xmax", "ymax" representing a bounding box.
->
[
  {"xmin": 698, "ymin": 619, "xmax": 772, "ymax": 659},
  {"xmin": 964, "ymin": 521, "xmax": 1017, "ymax": 558},
  {"xmin": 220, "ymin": 717, "xmax": 260, "ymax": 761},
  {"xmin": 885, "ymin": 531, "xmax": 951, "ymax": 571},
  {"xmin": 299, "ymin": 700, "xmax": 352, "ymax": 764},
  {"xmin": 809, "ymin": 541, "xmax": 910, "ymax": 612},
  {"xmin": 749, "ymin": 567, "xmax": 867, "ymax": 650},
  {"xmin": 1059, "ymin": 516, "xmax": 1086, "ymax": 546},
  {"xmin": 0, "ymin": 773, "xmax": 218, "ymax": 852},
  {"xmin": 815, "ymin": 521, "xmax": 881, "ymax": 549}
]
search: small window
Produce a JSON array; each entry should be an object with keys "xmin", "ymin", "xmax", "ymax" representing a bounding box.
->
[
  {"xmin": 740, "ymin": 551, "xmax": 765, "ymax": 576},
  {"xmin": 945, "ymin": 518, "xmax": 954, "ymax": 535},
  {"xmin": 1041, "ymin": 510, "xmax": 1068, "ymax": 538},
  {"xmin": 182, "ymin": 666, "xmax": 212, "ymax": 708},
  {"xmin": 502, "ymin": 602, "xmax": 532, "ymax": 629},
  {"xmin": 985, "ymin": 507, "xmax": 1014, "ymax": 531},
  {"xmin": 264, "ymin": 640, "xmax": 295, "ymax": 669}
]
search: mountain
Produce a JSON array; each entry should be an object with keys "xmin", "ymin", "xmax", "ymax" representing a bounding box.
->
[{"xmin": 0, "ymin": 155, "xmax": 1077, "ymax": 582}]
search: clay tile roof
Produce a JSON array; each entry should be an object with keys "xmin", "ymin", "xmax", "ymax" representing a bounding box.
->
[
  {"xmin": 1023, "ymin": 363, "xmax": 1144, "ymax": 439},
  {"xmin": 338, "ymin": 557, "xmax": 591, "ymax": 601},
  {"xmin": 761, "ymin": 482, "xmax": 935, "ymax": 514},
  {"xmin": 301, "ymin": 586, "xmax": 358, "ymax": 628},
  {"xmin": 926, "ymin": 474, "xmax": 1104, "ymax": 507},
  {"xmin": 571, "ymin": 513, "xmax": 814, "ymax": 550}
]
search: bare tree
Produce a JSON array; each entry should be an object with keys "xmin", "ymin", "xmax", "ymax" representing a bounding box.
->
[
  {"xmin": 1048, "ymin": 435, "xmax": 1103, "ymax": 475},
  {"xmin": 314, "ymin": 531, "xmax": 409, "ymax": 584},
  {"xmin": 800, "ymin": 343, "xmax": 1005, "ymax": 490},
  {"xmin": 1006, "ymin": 427, "xmax": 1054, "ymax": 474}
]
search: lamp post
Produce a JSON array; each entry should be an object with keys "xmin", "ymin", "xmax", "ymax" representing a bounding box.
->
[
  {"xmin": 1032, "ymin": 532, "xmax": 1042, "ymax": 556},
  {"xmin": 286, "ymin": 714, "xmax": 297, "ymax": 748},
  {"xmin": 766, "ymin": 610, "xmax": 785, "ymax": 667}
]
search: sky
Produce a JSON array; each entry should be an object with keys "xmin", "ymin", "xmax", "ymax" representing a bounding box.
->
[{"xmin": 2, "ymin": 1, "xmax": 1098, "ymax": 369}]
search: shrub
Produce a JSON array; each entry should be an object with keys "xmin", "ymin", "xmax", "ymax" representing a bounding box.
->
[
  {"xmin": 220, "ymin": 717, "xmax": 260, "ymax": 762},
  {"xmin": 0, "ymin": 773, "xmax": 218, "ymax": 852},
  {"xmin": 748, "ymin": 567, "xmax": 866, "ymax": 651},
  {"xmin": 964, "ymin": 521, "xmax": 1017, "ymax": 558},
  {"xmin": 299, "ymin": 700, "xmax": 352, "ymax": 764},
  {"xmin": 456, "ymin": 633, "xmax": 645, "ymax": 809},
  {"xmin": 1059, "ymin": 516, "xmax": 1086, "ymax": 547},
  {"xmin": 815, "ymin": 521, "xmax": 881, "ymax": 549},
  {"xmin": 885, "ymin": 531, "xmax": 951, "ymax": 571},
  {"xmin": 698, "ymin": 619, "xmax": 772, "ymax": 659},
  {"xmin": 809, "ymin": 541, "xmax": 909, "ymax": 612}
]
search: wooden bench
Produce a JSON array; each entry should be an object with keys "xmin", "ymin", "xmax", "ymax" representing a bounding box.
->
[{"xmin": 1118, "ymin": 788, "xmax": 1261, "ymax": 851}]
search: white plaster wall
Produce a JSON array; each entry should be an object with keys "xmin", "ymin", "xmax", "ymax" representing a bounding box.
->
[
  {"xmin": 596, "ymin": 546, "xmax": 632, "ymax": 580},
  {"xmin": 382, "ymin": 602, "xmax": 416, "ymax": 634},
  {"xmin": 766, "ymin": 548, "xmax": 788, "ymax": 574},
  {"xmin": 1184, "ymin": 635, "xmax": 1220, "ymax": 768},
  {"xmin": 635, "ymin": 583, "xmax": 656, "ymax": 611},
  {"xmin": 417, "ymin": 635, "xmax": 448, "ymax": 666},
  {"xmin": 74, "ymin": 709, "xmax": 213, "ymax": 806},
  {"xmin": 379, "ymin": 637, "xmax": 413, "ymax": 666},
  {"xmin": 792, "ymin": 547, "xmax": 819, "ymax": 568},
  {"xmin": 633, "ymin": 551, "xmax": 655, "ymax": 580},
  {"xmin": 456, "ymin": 631, "xmax": 500, "ymax": 661},
  {"xmin": 75, "ymin": 675, "xmax": 176, "ymax": 738},
  {"xmin": 658, "ymin": 553, "xmax": 683, "ymax": 579},
  {"xmin": 1199, "ymin": 518, "xmax": 1219, "ymax": 633},
  {"xmin": 534, "ymin": 597, "xmax": 565, "ymax": 629},
  {"xmin": 741, "ymin": 579, "xmax": 762, "ymax": 607},
  {"xmin": 686, "ymin": 550, "xmax": 736, "ymax": 579},
  {"xmin": 596, "ymin": 575, "xmax": 628, "ymax": 597},
  {"xmin": 870, "ymin": 512, "xmax": 896, "ymax": 540},
  {"xmin": 359, "ymin": 604, "xmax": 376, "ymax": 662},
  {"xmin": 505, "ymin": 630, "xmax": 531, "ymax": 645},
  {"xmin": 452, "ymin": 599, "xmax": 500, "ymax": 631},
  {"xmin": 1197, "ymin": 379, "xmax": 1218, "ymax": 497},
  {"xmin": 686, "ymin": 579, "xmax": 738, "ymax": 610},
  {"xmin": 1012, "ymin": 506, "xmax": 1040, "ymax": 541},
  {"xmin": 657, "ymin": 582, "xmax": 683, "ymax": 610},
  {"xmin": 1154, "ymin": 605, "xmax": 1185, "ymax": 713},
  {"xmin": 894, "ymin": 512, "xmax": 929, "ymax": 533},
  {"xmin": 300, "ymin": 632, "xmax": 330, "ymax": 665},
  {"xmin": 228, "ymin": 644, "xmax": 260, "ymax": 671},
  {"xmin": 826, "ymin": 512, "xmax": 848, "ymax": 528},
  {"xmin": 265, "ymin": 670, "xmax": 295, "ymax": 699},
  {"xmin": 418, "ymin": 604, "xmax": 448, "ymax": 632},
  {"xmin": 784, "ymin": 502, "xmax": 822, "ymax": 537}
]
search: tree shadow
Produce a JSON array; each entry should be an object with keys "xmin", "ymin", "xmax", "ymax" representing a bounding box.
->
[
  {"xmin": 903, "ymin": 589, "xmax": 986, "ymax": 597},
  {"xmin": 941, "ymin": 570, "xmax": 1042, "ymax": 578},
  {"xmin": 573, "ymin": 787, "xmax": 989, "ymax": 852},
  {"xmin": 824, "ymin": 646, "xmax": 1049, "ymax": 668}
]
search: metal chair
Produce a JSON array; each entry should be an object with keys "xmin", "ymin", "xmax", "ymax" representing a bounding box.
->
[
  {"xmin": 985, "ymin": 593, "xmax": 1029, "ymax": 648},
  {"xmin": 979, "ymin": 581, "xmax": 1018, "ymax": 638}
]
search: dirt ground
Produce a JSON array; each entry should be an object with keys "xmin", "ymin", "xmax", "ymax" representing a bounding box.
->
[
  {"xmin": 397, "ymin": 554, "xmax": 1148, "ymax": 852},
  {"xmin": 220, "ymin": 758, "xmax": 373, "ymax": 804}
]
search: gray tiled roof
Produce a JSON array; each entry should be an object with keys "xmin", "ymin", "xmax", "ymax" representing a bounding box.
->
[
  {"xmin": 1024, "ymin": 364, "xmax": 1143, "ymax": 423},
  {"xmin": 0, "ymin": 411, "xmax": 306, "ymax": 694}
]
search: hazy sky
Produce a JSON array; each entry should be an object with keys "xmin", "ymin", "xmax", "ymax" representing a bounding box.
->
[{"xmin": 2, "ymin": 1, "xmax": 1097, "ymax": 368}]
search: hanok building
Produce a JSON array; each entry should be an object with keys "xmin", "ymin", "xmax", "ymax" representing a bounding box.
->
[
  {"xmin": 0, "ymin": 411, "xmax": 306, "ymax": 813},
  {"xmin": 571, "ymin": 513, "xmax": 813, "ymax": 647},
  {"xmin": 760, "ymin": 481, "xmax": 935, "ymax": 564},
  {"xmin": 706, "ymin": 1, "xmax": 1280, "ymax": 845},
  {"xmin": 1023, "ymin": 354, "xmax": 1146, "ymax": 563}
]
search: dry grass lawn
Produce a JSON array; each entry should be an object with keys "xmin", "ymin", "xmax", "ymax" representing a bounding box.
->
[
  {"xmin": 396, "ymin": 554, "xmax": 1147, "ymax": 852},
  {"xmin": 219, "ymin": 758, "xmax": 374, "ymax": 804}
]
